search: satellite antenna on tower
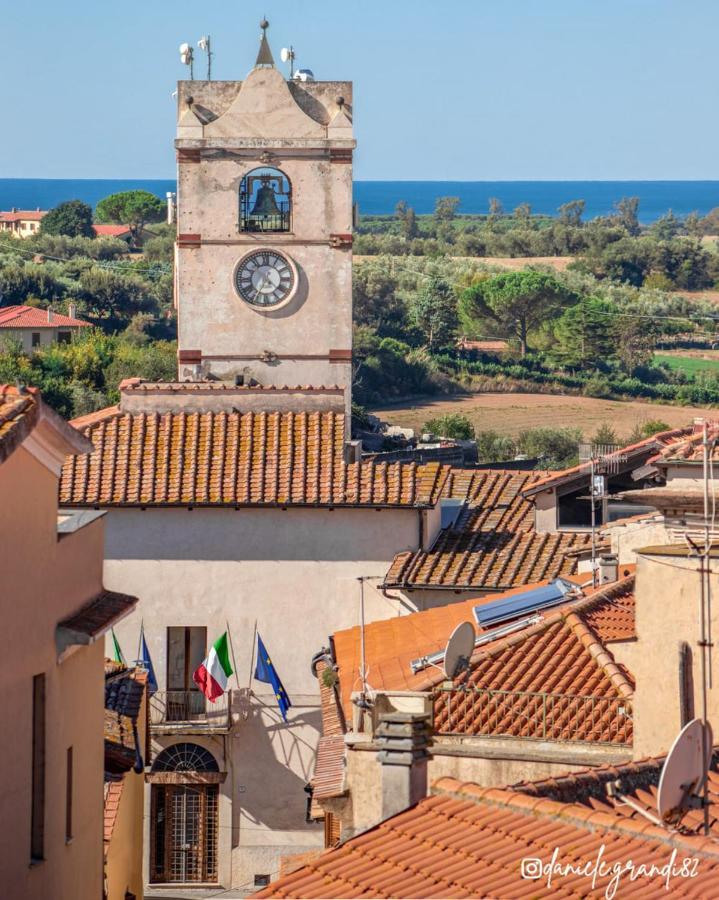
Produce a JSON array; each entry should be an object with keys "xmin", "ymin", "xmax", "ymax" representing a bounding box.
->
[
  {"xmin": 280, "ymin": 46, "xmax": 296, "ymax": 79},
  {"xmin": 657, "ymin": 717, "xmax": 713, "ymax": 824},
  {"xmin": 443, "ymin": 622, "xmax": 475, "ymax": 680},
  {"xmin": 179, "ymin": 42, "xmax": 194, "ymax": 80},
  {"xmin": 197, "ymin": 35, "xmax": 212, "ymax": 80}
]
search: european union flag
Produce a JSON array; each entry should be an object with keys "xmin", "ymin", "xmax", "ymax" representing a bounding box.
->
[
  {"xmin": 139, "ymin": 627, "xmax": 158, "ymax": 695},
  {"xmin": 254, "ymin": 633, "xmax": 292, "ymax": 722}
]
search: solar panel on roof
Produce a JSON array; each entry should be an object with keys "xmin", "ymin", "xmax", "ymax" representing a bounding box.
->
[{"xmin": 473, "ymin": 578, "xmax": 577, "ymax": 628}]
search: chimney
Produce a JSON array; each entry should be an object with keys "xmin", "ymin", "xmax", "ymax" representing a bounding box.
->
[
  {"xmin": 11, "ymin": 207, "xmax": 17, "ymax": 213},
  {"xmin": 47, "ymin": 308, "xmax": 54, "ymax": 324},
  {"xmin": 598, "ymin": 553, "xmax": 619, "ymax": 584},
  {"xmin": 68, "ymin": 303, "xmax": 77, "ymax": 320},
  {"xmin": 344, "ymin": 440, "xmax": 362, "ymax": 464},
  {"xmin": 375, "ymin": 711, "xmax": 431, "ymax": 822}
]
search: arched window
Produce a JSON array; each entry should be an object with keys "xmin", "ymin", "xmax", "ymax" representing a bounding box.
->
[
  {"xmin": 152, "ymin": 742, "xmax": 219, "ymax": 773},
  {"xmin": 240, "ymin": 167, "xmax": 291, "ymax": 233}
]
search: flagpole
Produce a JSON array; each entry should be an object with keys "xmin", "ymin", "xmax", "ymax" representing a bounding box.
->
[
  {"xmin": 225, "ymin": 620, "xmax": 242, "ymax": 689},
  {"xmin": 137, "ymin": 619, "xmax": 143, "ymax": 667},
  {"xmin": 247, "ymin": 619, "xmax": 258, "ymax": 690}
]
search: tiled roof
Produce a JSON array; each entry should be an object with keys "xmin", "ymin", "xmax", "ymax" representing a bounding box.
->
[
  {"xmin": 331, "ymin": 580, "xmax": 634, "ymax": 743},
  {"xmin": 60, "ymin": 408, "xmax": 449, "ymax": 508},
  {"xmin": 0, "ymin": 210, "xmax": 45, "ymax": 222},
  {"xmin": 311, "ymin": 735, "xmax": 346, "ymax": 802},
  {"xmin": 105, "ymin": 667, "xmax": 147, "ymax": 774},
  {"xmin": 0, "ymin": 304, "xmax": 90, "ymax": 329},
  {"xmin": 647, "ymin": 423, "xmax": 719, "ymax": 464},
  {"xmin": 512, "ymin": 748, "xmax": 719, "ymax": 838},
  {"xmin": 580, "ymin": 575, "xmax": 635, "ymax": 642},
  {"xmin": 384, "ymin": 469, "xmax": 594, "ymax": 590},
  {"xmin": 92, "ymin": 224, "xmax": 131, "ymax": 237},
  {"xmin": 257, "ymin": 777, "xmax": 719, "ymax": 898},
  {"xmin": 57, "ymin": 589, "xmax": 138, "ymax": 642},
  {"xmin": 522, "ymin": 425, "xmax": 696, "ymax": 495},
  {"xmin": 0, "ymin": 384, "xmax": 39, "ymax": 464},
  {"xmin": 103, "ymin": 778, "xmax": 124, "ymax": 847}
]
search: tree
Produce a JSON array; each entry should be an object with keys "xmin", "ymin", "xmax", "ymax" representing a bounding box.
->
[
  {"xmin": 650, "ymin": 210, "xmax": 681, "ymax": 241},
  {"xmin": 488, "ymin": 197, "xmax": 504, "ymax": 230},
  {"xmin": 409, "ymin": 276, "xmax": 459, "ymax": 351},
  {"xmin": 514, "ymin": 203, "xmax": 532, "ymax": 224},
  {"xmin": 558, "ymin": 199, "xmax": 585, "ymax": 228},
  {"xmin": 401, "ymin": 207, "xmax": 419, "ymax": 240},
  {"xmin": 516, "ymin": 427, "xmax": 581, "ymax": 469},
  {"xmin": 39, "ymin": 200, "xmax": 94, "ymax": 238},
  {"xmin": 553, "ymin": 296, "xmax": 617, "ymax": 368},
  {"xmin": 613, "ymin": 197, "xmax": 641, "ymax": 236},
  {"xmin": 460, "ymin": 270, "xmax": 572, "ymax": 357},
  {"xmin": 424, "ymin": 413, "xmax": 475, "ymax": 441},
  {"xmin": 95, "ymin": 190, "xmax": 166, "ymax": 245},
  {"xmin": 434, "ymin": 196, "xmax": 460, "ymax": 223}
]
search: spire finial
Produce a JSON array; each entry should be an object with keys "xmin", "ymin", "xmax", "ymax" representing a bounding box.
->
[{"xmin": 256, "ymin": 18, "xmax": 275, "ymax": 67}]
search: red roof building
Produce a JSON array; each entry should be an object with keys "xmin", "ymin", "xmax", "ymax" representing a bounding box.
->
[{"xmin": 0, "ymin": 304, "xmax": 90, "ymax": 352}]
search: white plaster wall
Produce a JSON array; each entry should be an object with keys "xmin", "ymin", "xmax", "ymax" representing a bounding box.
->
[{"xmin": 102, "ymin": 505, "xmax": 422, "ymax": 888}]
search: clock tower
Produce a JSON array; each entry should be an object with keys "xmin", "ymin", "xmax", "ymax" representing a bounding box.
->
[{"xmin": 174, "ymin": 21, "xmax": 355, "ymax": 410}]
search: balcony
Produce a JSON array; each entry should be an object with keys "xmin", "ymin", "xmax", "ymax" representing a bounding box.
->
[{"xmin": 150, "ymin": 690, "xmax": 232, "ymax": 734}]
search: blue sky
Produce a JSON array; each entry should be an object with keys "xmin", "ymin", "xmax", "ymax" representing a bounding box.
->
[{"xmin": 3, "ymin": 0, "xmax": 718, "ymax": 180}]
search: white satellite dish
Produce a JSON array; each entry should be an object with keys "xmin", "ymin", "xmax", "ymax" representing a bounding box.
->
[
  {"xmin": 280, "ymin": 47, "xmax": 291, "ymax": 62},
  {"xmin": 657, "ymin": 718, "xmax": 713, "ymax": 823},
  {"xmin": 293, "ymin": 68, "xmax": 315, "ymax": 83},
  {"xmin": 443, "ymin": 621, "xmax": 475, "ymax": 680}
]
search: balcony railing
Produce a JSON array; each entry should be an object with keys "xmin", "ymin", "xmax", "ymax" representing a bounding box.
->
[
  {"xmin": 150, "ymin": 690, "xmax": 232, "ymax": 732},
  {"xmin": 433, "ymin": 687, "xmax": 632, "ymax": 745}
]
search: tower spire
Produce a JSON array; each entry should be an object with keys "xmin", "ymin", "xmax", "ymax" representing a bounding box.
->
[{"xmin": 255, "ymin": 18, "xmax": 275, "ymax": 67}]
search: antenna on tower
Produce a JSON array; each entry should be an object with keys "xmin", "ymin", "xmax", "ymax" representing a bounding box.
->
[
  {"xmin": 197, "ymin": 35, "xmax": 212, "ymax": 80},
  {"xmin": 179, "ymin": 42, "xmax": 194, "ymax": 80},
  {"xmin": 280, "ymin": 46, "xmax": 296, "ymax": 79},
  {"xmin": 578, "ymin": 441, "xmax": 628, "ymax": 585}
]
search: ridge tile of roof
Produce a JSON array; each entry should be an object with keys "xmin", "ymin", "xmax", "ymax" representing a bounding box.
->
[
  {"xmin": 0, "ymin": 384, "xmax": 39, "ymax": 464},
  {"xmin": 60, "ymin": 408, "xmax": 451, "ymax": 509},
  {"xmin": 256, "ymin": 775, "xmax": 719, "ymax": 898}
]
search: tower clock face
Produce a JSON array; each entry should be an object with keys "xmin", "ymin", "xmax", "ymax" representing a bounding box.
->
[{"xmin": 234, "ymin": 250, "xmax": 296, "ymax": 308}]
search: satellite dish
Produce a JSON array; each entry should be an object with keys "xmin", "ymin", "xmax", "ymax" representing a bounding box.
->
[
  {"xmin": 657, "ymin": 718, "xmax": 713, "ymax": 823},
  {"xmin": 443, "ymin": 621, "xmax": 475, "ymax": 680},
  {"xmin": 293, "ymin": 68, "xmax": 315, "ymax": 83},
  {"xmin": 280, "ymin": 47, "xmax": 291, "ymax": 62}
]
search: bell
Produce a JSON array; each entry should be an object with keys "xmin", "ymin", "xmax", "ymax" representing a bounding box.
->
[{"xmin": 250, "ymin": 181, "xmax": 282, "ymax": 218}]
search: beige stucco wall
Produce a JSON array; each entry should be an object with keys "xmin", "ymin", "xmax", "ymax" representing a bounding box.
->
[
  {"xmin": 606, "ymin": 518, "xmax": 671, "ymax": 564},
  {"xmin": 101, "ymin": 505, "xmax": 425, "ymax": 889},
  {"xmin": 106, "ymin": 687, "xmax": 147, "ymax": 900},
  {"xmin": 341, "ymin": 736, "xmax": 631, "ymax": 837},
  {"xmin": 0, "ymin": 447, "xmax": 106, "ymax": 900},
  {"xmin": 0, "ymin": 326, "xmax": 78, "ymax": 354},
  {"xmin": 632, "ymin": 550, "xmax": 719, "ymax": 758}
]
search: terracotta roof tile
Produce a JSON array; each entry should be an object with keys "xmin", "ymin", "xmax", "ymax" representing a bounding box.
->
[
  {"xmin": 104, "ymin": 667, "xmax": 147, "ymax": 774},
  {"xmin": 330, "ymin": 580, "xmax": 634, "ymax": 744},
  {"xmin": 0, "ymin": 384, "xmax": 39, "ymax": 464},
  {"xmin": 523, "ymin": 425, "xmax": 698, "ymax": 496},
  {"xmin": 647, "ymin": 422, "xmax": 719, "ymax": 465},
  {"xmin": 0, "ymin": 210, "xmax": 45, "ymax": 222},
  {"xmin": 311, "ymin": 735, "xmax": 346, "ymax": 802},
  {"xmin": 60, "ymin": 408, "xmax": 450, "ymax": 509},
  {"xmin": 103, "ymin": 778, "xmax": 124, "ymax": 846},
  {"xmin": 57, "ymin": 589, "xmax": 138, "ymax": 641},
  {"xmin": 384, "ymin": 469, "xmax": 596, "ymax": 590},
  {"xmin": 581, "ymin": 575, "xmax": 635, "ymax": 642},
  {"xmin": 0, "ymin": 305, "xmax": 90, "ymax": 328},
  {"xmin": 256, "ymin": 778, "xmax": 719, "ymax": 898}
]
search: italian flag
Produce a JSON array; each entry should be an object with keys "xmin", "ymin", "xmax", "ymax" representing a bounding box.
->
[{"xmin": 193, "ymin": 632, "xmax": 234, "ymax": 702}]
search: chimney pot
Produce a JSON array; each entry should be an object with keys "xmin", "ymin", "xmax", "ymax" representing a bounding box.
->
[
  {"xmin": 598, "ymin": 553, "xmax": 619, "ymax": 584},
  {"xmin": 68, "ymin": 303, "xmax": 77, "ymax": 320},
  {"xmin": 47, "ymin": 308, "xmax": 53, "ymax": 323},
  {"xmin": 376, "ymin": 711, "xmax": 431, "ymax": 822}
]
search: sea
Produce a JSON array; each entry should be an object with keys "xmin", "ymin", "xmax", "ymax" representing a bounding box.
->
[{"xmin": 3, "ymin": 178, "xmax": 719, "ymax": 223}]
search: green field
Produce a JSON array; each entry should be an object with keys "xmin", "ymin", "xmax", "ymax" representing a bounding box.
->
[{"xmin": 654, "ymin": 353, "xmax": 719, "ymax": 376}]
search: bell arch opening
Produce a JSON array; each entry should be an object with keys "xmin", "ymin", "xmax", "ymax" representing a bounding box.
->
[{"xmin": 239, "ymin": 166, "xmax": 292, "ymax": 233}]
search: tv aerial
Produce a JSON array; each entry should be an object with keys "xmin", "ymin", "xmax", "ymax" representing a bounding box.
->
[
  {"xmin": 657, "ymin": 717, "xmax": 713, "ymax": 826},
  {"xmin": 179, "ymin": 42, "xmax": 194, "ymax": 80},
  {"xmin": 443, "ymin": 622, "xmax": 475, "ymax": 680},
  {"xmin": 280, "ymin": 46, "xmax": 296, "ymax": 79}
]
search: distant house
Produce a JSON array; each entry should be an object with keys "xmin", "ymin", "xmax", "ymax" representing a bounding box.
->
[
  {"xmin": 0, "ymin": 304, "xmax": 91, "ymax": 352},
  {"xmin": 92, "ymin": 224, "xmax": 133, "ymax": 242},
  {"xmin": 0, "ymin": 208, "xmax": 45, "ymax": 237},
  {"xmin": 456, "ymin": 336, "xmax": 510, "ymax": 354}
]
